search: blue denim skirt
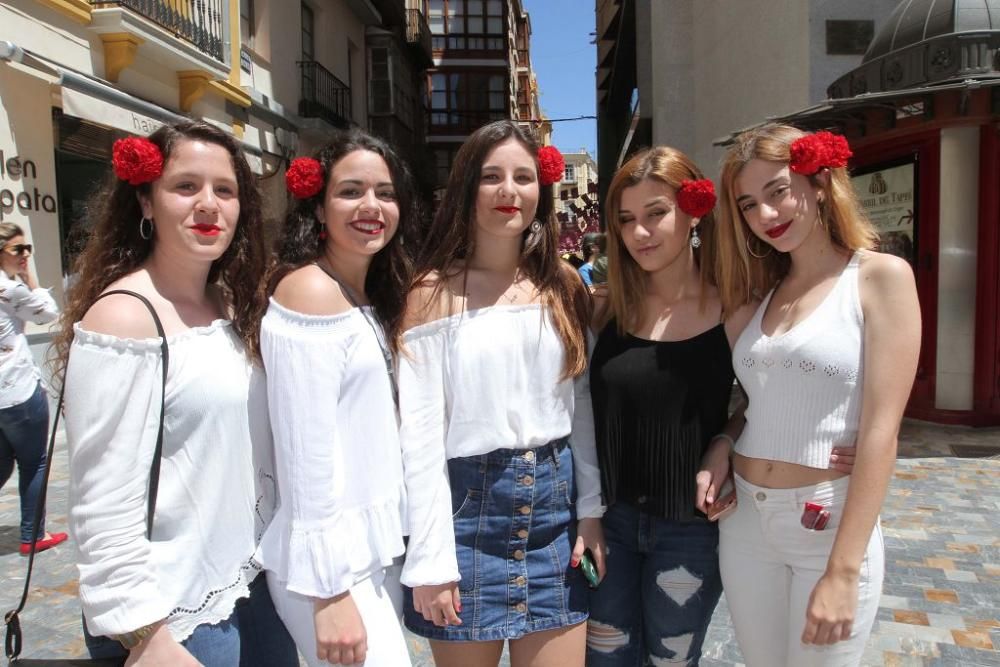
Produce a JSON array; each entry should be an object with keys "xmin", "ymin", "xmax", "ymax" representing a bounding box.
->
[{"xmin": 404, "ymin": 438, "xmax": 588, "ymax": 641}]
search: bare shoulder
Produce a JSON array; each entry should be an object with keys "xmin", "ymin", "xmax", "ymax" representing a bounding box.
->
[
  {"xmin": 80, "ymin": 285, "xmax": 162, "ymax": 339},
  {"xmin": 272, "ymin": 264, "xmax": 353, "ymax": 316},
  {"xmin": 724, "ymin": 299, "xmax": 760, "ymax": 348},
  {"xmin": 858, "ymin": 250, "xmax": 916, "ymax": 302},
  {"xmin": 403, "ymin": 270, "xmax": 460, "ymax": 330}
]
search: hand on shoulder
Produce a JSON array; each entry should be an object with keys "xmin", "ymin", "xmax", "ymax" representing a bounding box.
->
[{"xmin": 272, "ymin": 264, "xmax": 354, "ymax": 317}]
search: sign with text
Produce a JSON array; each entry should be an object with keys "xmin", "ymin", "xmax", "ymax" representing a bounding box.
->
[{"xmin": 851, "ymin": 162, "xmax": 915, "ymax": 264}]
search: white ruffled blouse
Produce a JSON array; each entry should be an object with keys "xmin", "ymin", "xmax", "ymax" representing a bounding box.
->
[
  {"xmin": 255, "ymin": 299, "xmax": 407, "ymax": 598},
  {"xmin": 397, "ymin": 303, "xmax": 604, "ymax": 587},
  {"xmin": 0, "ymin": 274, "xmax": 58, "ymax": 408},
  {"xmin": 65, "ymin": 320, "xmax": 275, "ymax": 642}
]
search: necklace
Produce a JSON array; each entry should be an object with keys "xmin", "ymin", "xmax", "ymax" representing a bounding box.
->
[{"xmin": 313, "ymin": 262, "xmax": 398, "ymax": 407}]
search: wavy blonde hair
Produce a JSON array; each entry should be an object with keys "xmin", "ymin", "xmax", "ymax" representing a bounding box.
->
[
  {"xmin": 715, "ymin": 124, "xmax": 878, "ymax": 317},
  {"xmin": 603, "ymin": 146, "xmax": 717, "ymax": 334}
]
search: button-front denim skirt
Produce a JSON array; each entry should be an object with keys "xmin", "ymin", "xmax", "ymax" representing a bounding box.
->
[{"xmin": 404, "ymin": 438, "xmax": 589, "ymax": 641}]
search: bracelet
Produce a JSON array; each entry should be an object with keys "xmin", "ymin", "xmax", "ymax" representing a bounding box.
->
[{"xmin": 710, "ymin": 433, "xmax": 735, "ymax": 451}]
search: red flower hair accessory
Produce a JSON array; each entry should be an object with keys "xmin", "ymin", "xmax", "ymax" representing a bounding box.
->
[
  {"xmin": 112, "ymin": 137, "xmax": 163, "ymax": 186},
  {"xmin": 537, "ymin": 145, "xmax": 565, "ymax": 187},
  {"xmin": 789, "ymin": 131, "xmax": 852, "ymax": 175},
  {"xmin": 285, "ymin": 157, "xmax": 325, "ymax": 199},
  {"xmin": 676, "ymin": 179, "xmax": 716, "ymax": 218}
]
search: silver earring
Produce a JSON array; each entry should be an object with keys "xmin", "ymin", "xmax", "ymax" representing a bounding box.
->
[
  {"xmin": 690, "ymin": 226, "xmax": 702, "ymax": 249},
  {"xmin": 746, "ymin": 234, "xmax": 772, "ymax": 259},
  {"xmin": 530, "ymin": 220, "xmax": 542, "ymax": 233},
  {"xmin": 139, "ymin": 216, "xmax": 153, "ymax": 240}
]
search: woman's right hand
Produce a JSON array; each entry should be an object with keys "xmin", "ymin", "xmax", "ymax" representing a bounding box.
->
[
  {"xmin": 314, "ymin": 592, "xmax": 367, "ymax": 665},
  {"xmin": 125, "ymin": 624, "xmax": 201, "ymax": 666},
  {"xmin": 412, "ymin": 582, "xmax": 462, "ymax": 627}
]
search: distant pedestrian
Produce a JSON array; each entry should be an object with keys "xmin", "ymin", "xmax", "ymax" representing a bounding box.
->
[
  {"xmin": 0, "ymin": 223, "xmax": 65, "ymax": 556},
  {"xmin": 56, "ymin": 121, "xmax": 297, "ymax": 665},
  {"xmin": 714, "ymin": 124, "xmax": 920, "ymax": 666},
  {"xmin": 577, "ymin": 232, "xmax": 605, "ymax": 287}
]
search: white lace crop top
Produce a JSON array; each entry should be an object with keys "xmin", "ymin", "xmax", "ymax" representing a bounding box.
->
[{"xmin": 732, "ymin": 252, "xmax": 865, "ymax": 468}]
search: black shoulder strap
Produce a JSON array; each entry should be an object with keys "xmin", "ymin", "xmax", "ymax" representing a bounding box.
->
[{"xmin": 4, "ymin": 289, "xmax": 169, "ymax": 661}]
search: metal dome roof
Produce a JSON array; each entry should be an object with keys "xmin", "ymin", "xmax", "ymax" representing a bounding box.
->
[
  {"xmin": 828, "ymin": 0, "xmax": 1000, "ymax": 98},
  {"xmin": 864, "ymin": 0, "xmax": 1000, "ymax": 62}
]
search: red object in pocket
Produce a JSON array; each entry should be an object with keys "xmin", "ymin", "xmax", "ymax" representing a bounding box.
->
[{"xmin": 801, "ymin": 501, "xmax": 828, "ymax": 530}]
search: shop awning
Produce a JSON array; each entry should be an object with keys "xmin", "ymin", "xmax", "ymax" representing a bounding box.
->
[
  {"xmin": 712, "ymin": 77, "xmax": 1000, "ymax": 147},
  {"xmin": 1, "ymin": 41, "xmax": 267, "ymax": 173}
]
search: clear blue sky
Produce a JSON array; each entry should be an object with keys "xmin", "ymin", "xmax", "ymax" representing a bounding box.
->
[{"xmin": 523, "ymin": 0, "xmax": 598, "ymax": 159}]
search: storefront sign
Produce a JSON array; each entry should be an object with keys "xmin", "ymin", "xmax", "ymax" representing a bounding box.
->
[
  {"xmin": 851, "ymin": 161, "xmax": 915, "ymax": 263},
  {"xmin": 0, "ymin": 149, "xmax": 57, "ymax": 221}
]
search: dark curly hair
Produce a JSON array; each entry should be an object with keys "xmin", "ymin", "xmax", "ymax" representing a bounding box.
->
[
  {"xmin": 54, "ymin": 120, "xmax": 268, "ymax": 377},
  {"xmin": 268, "ymin": 128, "xmax": 417, "ymax": 350}
]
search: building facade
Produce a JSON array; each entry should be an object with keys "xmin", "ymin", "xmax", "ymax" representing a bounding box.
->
[
  {"xmin": 595, "ymin": 0, "xmax": 902, "ymax": 191},
  {"xmin": 425, "ymin": 0, "xmax": 545, "ymax": 189},
  {"xmin": 0, "ymin": 0, "xmax": 435, "ymax": 357},
  {"xmin": 554, "ymin": 149, "xmax": 599, "ymax": 254}
]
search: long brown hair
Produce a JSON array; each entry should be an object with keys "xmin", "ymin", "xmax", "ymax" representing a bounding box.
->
[
  {"xmin": 53, "ymin": 120, "xmax": 268, "ymax": 376},
  {"xmin": 268, "ymin": 129, "xmax": 416, "ymax": 351},
  {"xmin": 603, "ymin": 146, "xmax": 718, "ymax": 334},
  {"xmin": 716, "ymin": 123, "xmax": 878, "ymax": 316},
  {"xmin": 407, "ymin": 120, "xmax": 588, "ymax": 378}
]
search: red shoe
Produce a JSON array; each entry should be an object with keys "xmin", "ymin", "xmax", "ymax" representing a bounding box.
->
[{"xmin": 19, "ymin": 532, "xmax": 68, "ymax": 556}]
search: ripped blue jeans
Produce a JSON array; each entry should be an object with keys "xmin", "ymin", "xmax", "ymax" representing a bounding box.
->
[{"xmin": 586, "ymin": 502, "xmax": 723, "ymax": 666}]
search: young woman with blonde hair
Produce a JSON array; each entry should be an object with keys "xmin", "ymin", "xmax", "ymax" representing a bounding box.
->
[{"xmin": 714, "ymin": 123, "xmax": 920, "ymax": 666}]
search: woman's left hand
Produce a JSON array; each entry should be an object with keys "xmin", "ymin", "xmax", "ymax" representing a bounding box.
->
[
  {"xmin": 695, "ymin": 437, "xmax": 732, "ymax": 513},
  {"xmin": 573, "ymin": 517, "xmax": 607, "ymax": 582},
  {"xmin": 802, "ymin": 571, "xmax": 859, "ymax": 645}
]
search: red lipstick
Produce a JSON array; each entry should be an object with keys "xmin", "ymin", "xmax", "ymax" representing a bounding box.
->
[
  {"xmin": 192, "ymin": 223, "xmax": 221, "ymax": 236},
  {"xmin": 495, "ymin": 206, "xmax": 521, "ymax": 214},
  {"xmin": 765, "ymin": 221, "xmax": 792, "ymax": 239}
]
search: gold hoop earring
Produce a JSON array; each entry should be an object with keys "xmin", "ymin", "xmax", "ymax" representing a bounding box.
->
[{"xmin": 746, "ymin": 234, "xmax": 773, "ymax": 259}]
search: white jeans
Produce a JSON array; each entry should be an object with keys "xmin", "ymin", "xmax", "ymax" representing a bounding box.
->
[
  {"xmin": 267, "ymin": 563, "xmax": 411, "ymax": 666},
  {"xmin": 718, "ymin": 474, "xmax": 883, "ymax": 667}
]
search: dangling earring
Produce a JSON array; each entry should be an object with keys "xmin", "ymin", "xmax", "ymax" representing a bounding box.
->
[
  {"xmin": 690, "ymin": 225, "xmax": 702, "ymax": 249},
  {"xmin": 530, "ymin": 220, "xmax": 542, "ymax": 233},
  {"xmin": 746, "ymin": 234, "xmax": 772, "ymax": 259},
  {"xmin": 319, "ymin": 229, "xmax": 328, "ymax": 241},
  {"xmin": 139, "ymin": 216, "xmax": 153, "ymax": 241}
]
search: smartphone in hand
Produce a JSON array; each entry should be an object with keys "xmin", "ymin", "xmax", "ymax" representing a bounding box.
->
[{"xmin": 706, "ymin": 476, "xmax": 737, "ymax": 522}]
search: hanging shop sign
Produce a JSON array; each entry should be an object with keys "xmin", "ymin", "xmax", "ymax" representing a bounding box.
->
[
  {"xmin": 851, "ymin": 160, "xmax": 916, "ymax": 264},
  {"xmin": 0, "ymin": 149, "xmax": 58, "ymax": 222}
]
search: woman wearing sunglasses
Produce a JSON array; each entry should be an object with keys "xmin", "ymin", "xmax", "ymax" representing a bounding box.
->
[{"xmin": 0, "ymin": 223, "xmax": 66, "ymax": 556}]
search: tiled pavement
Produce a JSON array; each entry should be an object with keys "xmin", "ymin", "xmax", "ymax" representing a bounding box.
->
[{"xmin": 2, "ymin": 420, "xmax": 998, "ymax": 666}]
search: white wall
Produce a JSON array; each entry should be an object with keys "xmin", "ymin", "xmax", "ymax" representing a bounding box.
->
[{"xmin": 935, "ymin": 126, "xmax": 979, "ymax": 411}]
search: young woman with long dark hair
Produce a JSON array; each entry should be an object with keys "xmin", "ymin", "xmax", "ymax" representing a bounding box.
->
[
  {"xmin": 56, "ymin": 121, "xmax": 296, "ymax": 665},
  {"xmin": 396, "ymin": 120, "xmax": 604, "ymax": 667},
  {"xmin": 256, "ymin": 128, "xmax": 417, "ymax": 666}
]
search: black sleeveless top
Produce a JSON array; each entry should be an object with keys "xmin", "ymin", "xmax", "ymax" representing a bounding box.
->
[{"xmin": 590, "ymin": 320, "xmax": 735, "ymax": 520}]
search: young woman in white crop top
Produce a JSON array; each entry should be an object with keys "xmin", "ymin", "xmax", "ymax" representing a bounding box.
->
[
  {"xmin": 713, "ymin": 124, "xmax": 921, "ymax": 666},
  {"xmin": 395, "ymin": 121, "xmax": 604, "ymax": 667},
  {"xmin": 257, "ymin": 129, "xmax": 422, "ymax": 666}
]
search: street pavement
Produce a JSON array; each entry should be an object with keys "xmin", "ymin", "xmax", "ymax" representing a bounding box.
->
[{"xmin": 1, "ymin": 419, "xmax": 998, "ymax": 666}]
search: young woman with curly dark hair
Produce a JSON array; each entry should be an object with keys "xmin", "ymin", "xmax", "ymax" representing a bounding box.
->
[
  {"xmin": 255, "ymin": 128, "xmax": 418, "ymax": 666},
  {"xmin": 56, "ymin": 120, "xmax": 296, "ymax": 665}
]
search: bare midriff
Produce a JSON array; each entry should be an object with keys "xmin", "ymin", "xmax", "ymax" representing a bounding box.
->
[{"xmin": 733, "ymin": 453, "xmax": 848, "ymax": 489}]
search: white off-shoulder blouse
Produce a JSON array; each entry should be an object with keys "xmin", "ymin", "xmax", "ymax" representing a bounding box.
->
[
  {"xmin": 398, "ymin": 303, "xmax": 604, "ymax": 587},
  {"xmin": 255, "ymin": 299, "xmax": 408, "ymax": 598},
  {"xmin": 65, "ymin": 320, "xmax": 275, "ymax": 642}
]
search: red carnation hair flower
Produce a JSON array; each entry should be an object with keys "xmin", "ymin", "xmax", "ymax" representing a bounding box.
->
[
  {"xmin": 676, "ymin": 179, "xmax": 716, "ymax": 218},
  {"xmin": 789, "ymin": 131, "xmax": 852, "ymax": 175},
  {"xmin": 537, "ymin": 145, "xmax": 565, "ymax": 187},
  {"xmin": 112, "ymin": 137, "xmax": 163, "ymax": 186},
  {"xmin": 285, "ymin": 157, "xmax": 326, "ymax": 199}
]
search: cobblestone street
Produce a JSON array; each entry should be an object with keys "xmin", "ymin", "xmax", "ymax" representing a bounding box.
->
[{"xmin": 2, "ymin": 420, "xmax": 998, "ymax": 666}]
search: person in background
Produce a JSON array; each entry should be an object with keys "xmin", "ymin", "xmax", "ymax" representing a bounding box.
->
[
  {"xmin": 577, "ymin": 232, "xmax": 604, "ymax": 286},
  {"xmin": 0, "ymin": 222, "xmax": 65, "ymax": 556}
]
